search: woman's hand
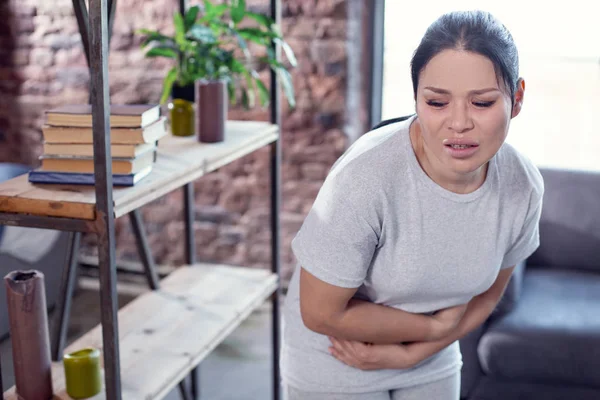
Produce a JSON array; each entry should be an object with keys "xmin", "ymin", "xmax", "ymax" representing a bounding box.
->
[{"xmin": 328, "ymin": 337, "xmax": 416, "ymax": 370}]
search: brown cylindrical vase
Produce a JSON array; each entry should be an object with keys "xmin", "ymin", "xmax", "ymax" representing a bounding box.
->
[
  {"xmin": 195, "ymin": 79, "xmax": 227, "ymax": 143},
  {"xmin": 4, "ymin": 270, "xmax": 53, "ymax": 400}
]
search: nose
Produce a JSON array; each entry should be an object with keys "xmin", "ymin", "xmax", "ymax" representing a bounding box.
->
[{"xmin": 449, "ymin": 101, "xmax": 474, "ymax": 133}]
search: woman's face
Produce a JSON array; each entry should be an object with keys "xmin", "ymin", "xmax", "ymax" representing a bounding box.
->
[{"xmin": 414, "ymin": 49, "xmax": 524, "ymax": 183}]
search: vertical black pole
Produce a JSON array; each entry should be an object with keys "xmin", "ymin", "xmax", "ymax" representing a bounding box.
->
[
  {"xmin": 107, "ymin": 0, "xmax": 117, "ymax": 44},
  {"xmin": 89, "ymin": 0, "xmax": 121, "ymax": 398},
  {"xmin": 269, "ymin": 1, "xmax": 282, "ymax": 399},
  {"xmin": 184, "ymin": 184, "xmax": 196, "ymax": 265},
  {"xmin": 129, "ymin": 210, "xmax": 160, "ymax": 290},
  {"xmin": 72, "ymin": 0, "xmax": 91, "ymax": 68},
  {"xmin": 185, "ymin": 183, "xmax": 199, "ymax": 399},
  {"xmin": 51, "ymin": 231, "xmax": 82, "ymax": 361},
  {"xmin": 367, "ymin": 0, "xmax": 385, "ymax": 128},
  {"xmin": 180, "ymin": 0, "xmax": 197, "ymax": 395}
]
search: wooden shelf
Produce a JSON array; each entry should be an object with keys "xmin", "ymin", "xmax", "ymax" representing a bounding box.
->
[
  {"xmin": 3, "ymin": 263, "xmax": 278, "ymax": 400},
  {"xmin": 0, "ymin": 121, "xmax": 278, "ymax": 221}
]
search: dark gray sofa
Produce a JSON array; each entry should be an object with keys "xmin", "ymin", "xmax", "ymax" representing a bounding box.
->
[{"xmin": 459, "ymin": 167, "xmax": 600, "ymax": 400}]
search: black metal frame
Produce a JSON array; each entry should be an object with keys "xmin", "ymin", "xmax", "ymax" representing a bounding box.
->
[
  {"xmin": 51, "ymin": 231, "xmax": 81, "ymax": 361},
  {"xmin": 88, "ymin": 0, "xmax": 122, "ymax": 396},
  {"xmin": 269, "ymin": 1, "xmax": 282, "ymax": 399},
  {"xmin": 366, "ymin": 0, "xmax": 386, "ymax": 129},
  {"xmin": 0, "ymin": 343, "xmax": 3, "ymax": 393},
  {"xmin": 0, "ymin": 0, "xmax": 282, "ymax": 397}
]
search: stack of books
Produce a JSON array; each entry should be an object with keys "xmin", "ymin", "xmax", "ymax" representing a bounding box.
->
[{"xmin": 28, "ymin": 104, "xmax": 167, "ymax": 187}]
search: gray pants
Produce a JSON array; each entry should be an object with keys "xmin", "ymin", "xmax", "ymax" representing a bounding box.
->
[{"xmin": 285, "ymin": 372, "xmax": 460, "ymax": 400}]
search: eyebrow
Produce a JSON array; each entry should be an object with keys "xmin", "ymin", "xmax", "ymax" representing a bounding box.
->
[{"xmin": 423, "ymin": 87, "xmax": 500, "ymax": 95}]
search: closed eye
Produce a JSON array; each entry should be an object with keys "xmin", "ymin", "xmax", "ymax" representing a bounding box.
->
[
  {"xmin": 426, "ymin": 101, "xmax": 447, "ymax": 108},
  {"xmin": 473, "ymin": 101, "xmax": 495, "ymax": 108}
]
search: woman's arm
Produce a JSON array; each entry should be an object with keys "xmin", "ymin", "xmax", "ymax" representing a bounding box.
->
[
  {"xmin": 403, "ymin": 265, "xmax": 516, "ymax": 363},
  {"xmin": 327, "ymin": 266, "xmax": 516, "ymax": 369},
  {"xmin": 300, "ymin": 267, "xmax": 468, "ymax": 344}
]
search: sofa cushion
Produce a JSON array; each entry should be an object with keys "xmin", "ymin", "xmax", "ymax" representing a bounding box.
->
[
  {"xmin": 470, "ymin": 376, "xmax": 600, "ymax": 400},
  {"xmin": 529, "ymin": 168, "xmax": 600, "ymax": 273},
  {"xmin": 478, "ymin": 267, "xmax": 600, "ymax": 388}
]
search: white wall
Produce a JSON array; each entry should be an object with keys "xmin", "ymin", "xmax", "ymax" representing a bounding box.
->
[{"xmin": 382, "ymin": 1, "xmax": 600, "ymax": 171}]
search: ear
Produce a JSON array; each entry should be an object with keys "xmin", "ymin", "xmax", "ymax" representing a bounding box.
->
[{"xmin": 511, "ymin": 78, "xmax": 525, "ymax": 118}]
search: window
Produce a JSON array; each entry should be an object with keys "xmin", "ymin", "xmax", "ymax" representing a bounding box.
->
[{"xmin": 382, "ymin": 1, "xmax": 600, "ymax": 171}]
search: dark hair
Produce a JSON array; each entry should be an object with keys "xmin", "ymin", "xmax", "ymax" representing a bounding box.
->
[{"xmin": 410, "ymin": 10, "xmax": 519, "ymax": 102}]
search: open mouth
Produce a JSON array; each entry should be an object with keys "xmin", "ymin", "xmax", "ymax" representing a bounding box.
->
[{"xmin": 443, "ymin": 142, "xmax": 479, "ymax": 158}]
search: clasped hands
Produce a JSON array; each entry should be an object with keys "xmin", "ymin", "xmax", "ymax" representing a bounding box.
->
[{"xmin": 328, "ymin": 303, "xmax": 468, "ymax": 371}]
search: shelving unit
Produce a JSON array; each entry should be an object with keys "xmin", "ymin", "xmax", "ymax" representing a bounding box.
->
[
  {"xmin": 0, "ymin": 0, "xmax": 283, "ymax": 399},
  {"xmin": 0, "ymin": 122, "xmax": 278, "ymax": 221},
  {"xmin": 4, "ymin": 264, "xmax": 278, "ymax": 399}
]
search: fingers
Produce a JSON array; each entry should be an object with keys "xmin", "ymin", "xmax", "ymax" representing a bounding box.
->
[
  {"xmin": 328, "ymin": 337, "xmax": 359, "ymax": 368},
  {"xmin": 330, "ymin": 343, "xmax": 361, "ymax": 368},
  {"xmin": 328, "ymin": 337, "xmax": 375, "ymax": 370}
]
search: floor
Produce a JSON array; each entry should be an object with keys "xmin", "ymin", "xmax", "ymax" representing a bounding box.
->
[{"xmin": 0, "ymin": 281, "xmax": 277, "ymax": 400}]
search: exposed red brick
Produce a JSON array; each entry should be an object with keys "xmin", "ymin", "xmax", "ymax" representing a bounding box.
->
[{"xmin": 0, "ymin": 0, "xmax": 364, "ymax": 283}]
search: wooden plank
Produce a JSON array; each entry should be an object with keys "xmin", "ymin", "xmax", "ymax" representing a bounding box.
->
[
  {"xmin": 0, "ymin": 175, "xmax": 97, "ymax": 219},
  {"xmin": 0, "ymin": 122, "xmax": 278, "ymax": 221},
  {"xmin": 3, "ymin": 264, "xmax": 278, "ymax": 400}
]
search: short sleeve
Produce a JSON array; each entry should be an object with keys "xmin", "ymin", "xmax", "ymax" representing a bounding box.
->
[
  {"xmin": 501, "ymin": 187, "xmax": 544, "ymax": 269},
  {"xmin": 291, "ymin": 183, "xmax": 379, "ymax": 288}
]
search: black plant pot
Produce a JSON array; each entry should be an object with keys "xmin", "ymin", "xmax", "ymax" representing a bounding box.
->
[{"xmin": 171, "ymin": 83, "xmax": 195, "ymax": 102}]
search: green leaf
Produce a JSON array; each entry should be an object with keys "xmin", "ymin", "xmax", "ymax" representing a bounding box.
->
[
  {"xmin": 228, "ymin": 28, "xmax": 250, "ymax": 61},
  {"xmin": 145, "ymin": 46, "xmax": 178, "ymax": 58},
  {"xmin": 238, "ymin": 27, "xmax": 278, "ymax": 40},
  {"xmin": 138, "ymin": 31, "xmax": 174, "ymax": 48},
  {"xmin": 205, "ymin": 59, "xmax": 216, "ymax": 79},
  {"xmin": 254, "ymin": 77, "xmax": 269, "ymax": 107},
  {"xmin": 201, "ymin": 2, "xmax": 228, "ymax": 21},
  {"xmin": 245, "ymin": 11, "xmax": 274, "ymax": 28},
  {"xmin": 203, "ymin": 0, "xmax": 214, "ymax": 11},
  {"xmin": 241, "ymin": 89, "xmax": 250, "ymax": 109},
  {"xmin": 231, "ymin": 59, "xmax": 247, "ymax": 74},
  {"xmin": 243, "ymin": 70, "xmax": 256, "ymax": 108},
  {"xmin": 173, "ymin": 12, "xmax": 186, "ymax": 46},
  {"xmin": 227, "ymin": 81, "xmax": 237, "ymax": 105},
  {"xmin": 260, "ymin": 49, "xmax": 287, "ymax": 70},
  {"xmin": 270, "ymin": 23, "xmax": 283, "ymax": 38},
  {"xmin": 231, "ymin": 0, "xmax": 246, "ymax": 24},
  {"xmin": 277, "ymin": 67, "xmax": 295, "ymax": 108},
  {"xmin": 274, "ymin": 38, "xmax": 297, "ymax": 67},
  {"xmin": 184, "ymin": 6, "xmax": 200, "ymax": 30},
  {"xmin": 266, "ymin": 46, "xmax": 277, "ymax": 62},
  {"xmin": 187, "ymin": 25, "xmax": 217, "ymax": 43},
  {"xmin": 160, "ymin": 67, "xmax": 178, "ymax": 104},
  {"xmin": 237, "ymin": 31, "xmax": 267, "ymax": 45}
]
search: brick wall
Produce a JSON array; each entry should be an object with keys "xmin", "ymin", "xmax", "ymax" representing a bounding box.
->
[{"xmin": 0, "ymin": 0, "xmax": 371, "ymax": 282}]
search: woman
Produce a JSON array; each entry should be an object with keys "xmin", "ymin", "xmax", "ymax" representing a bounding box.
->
[{"xmin": 281, "ymin": 10, "xmax": 543, "ymax": 400}]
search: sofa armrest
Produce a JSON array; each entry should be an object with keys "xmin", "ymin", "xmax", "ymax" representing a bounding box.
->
[
  {"xmin": 459, "ymin": 261, "xmax": 527, "ymax": 398},
  {"xmin": 459, "ymin": 324, "xmax": 486, "ymax": 399},
  {"xmin": 491, "ymin": 260, "xmax": 526, "ymax": 319}
]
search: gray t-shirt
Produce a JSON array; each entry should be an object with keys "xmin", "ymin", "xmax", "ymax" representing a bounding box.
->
[{"xmin": 281, "ymin": 115, "xmax": 544, "ymax": 393}]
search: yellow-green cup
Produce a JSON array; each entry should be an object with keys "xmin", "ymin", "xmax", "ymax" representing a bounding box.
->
[{"xmin": 64, "ymin": 348, "xmax": 102, "ymax": 399}]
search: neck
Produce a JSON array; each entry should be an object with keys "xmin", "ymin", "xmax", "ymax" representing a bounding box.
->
[{"xmin": 409, "ymin": 119, "xmax": 487, "ymax": 194}]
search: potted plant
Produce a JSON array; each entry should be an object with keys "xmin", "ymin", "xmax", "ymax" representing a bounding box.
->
[{"xmin": 138, "ymin": 0, "xmax": 297, "ymax": 141}]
